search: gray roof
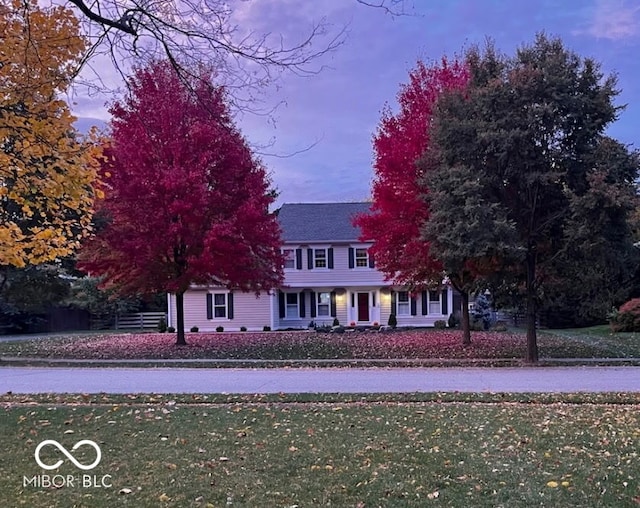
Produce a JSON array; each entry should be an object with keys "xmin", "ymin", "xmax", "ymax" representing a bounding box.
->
[{"xmin": 278, "ymin": 202, "xmax": 372, "ymax": 243}]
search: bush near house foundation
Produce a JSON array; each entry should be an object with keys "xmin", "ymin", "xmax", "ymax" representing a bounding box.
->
[{"xmin": 610, "ymin": 298, "xmax": 640, "ymax": 332}]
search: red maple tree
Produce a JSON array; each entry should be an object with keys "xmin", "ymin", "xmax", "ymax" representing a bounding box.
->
[
  {"xmin": 354, "ymin": 58, "xmax": 469, "ymax": 289},
  {"xmin": 79, "ymin": 61, "xmax": 283, "ymax": 345}
]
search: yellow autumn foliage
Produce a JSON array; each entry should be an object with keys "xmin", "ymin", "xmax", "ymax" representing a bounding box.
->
[{"xmin": 0, "ymin": 0, "xmax": 102, "ymax": 267}]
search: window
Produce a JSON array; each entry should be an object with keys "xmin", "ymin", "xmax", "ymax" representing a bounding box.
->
[
  {"xmin": 213, "ymin": 294, "xmax": 226, "ymax": 318},
  {"xmin": 207, "ymin": 292, "xmax": 234, "ymax": 320},
  {"xmin": 317, "ymin": 292, "xmax": 330, "ymax": 317},
  {"xmin": 355, "ymin": 248, "xmax": 369, "ymax": 267},
  {"xmin": 429, "ymin": 290, "xmax": 441, "ymax": 315},
  {"xmin": 397, "ymin": 291, "xmax": 410, "ymax": 315},
  {"xmin": 283, "ymin": 249, "xmax": 295, "ymax": 269},
  {"xmin": 286, "ymin": 293, "xmax": 299, "ymax": 319},
  {"xmin": 314, "ymin": 249, "xmax": 327, "ymax": 268}
]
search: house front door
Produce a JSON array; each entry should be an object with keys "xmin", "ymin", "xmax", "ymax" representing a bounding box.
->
[{"xmin": 357, "ymin": 292, "xmax": 369, "ymax": 322}]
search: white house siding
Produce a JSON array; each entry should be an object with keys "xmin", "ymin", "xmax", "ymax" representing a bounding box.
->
[
  {"xmin": 274, "ymin": 287, "xmax": 456, "ymax": 329},
  {"xmin": 386, "ymin": 288, "xmax": 455, "ymax": 327},
  {"xmin": 168, "ymin": 290, "xmax": 272, "ymax": 332},
  {"xmin": 228, "ymin": 292, "xmax": 273, "ymax": 331},
  {"xmin": 171, "ymin": 244, "xmax": 460, "ymax": 331},
  {"xmin": 283, "ymin": 244, "xmax": 386, "ymax": 288}
]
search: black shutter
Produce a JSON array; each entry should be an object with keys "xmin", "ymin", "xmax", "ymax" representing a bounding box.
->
[
  {"xmin": 206, "ymin": 293, "xmax": 213, "ymax": 320},
  {"xmin": 330, "ymin": 291, "xmax": 337, "ymax": 317},
  {"xmin": 390, "ymin": 291, "xmax": 396, "ymax": 314},
  {"xmin": 299, "ymin": 291, "xmax": 306, "ymax": 318},
  {"xmin": 296, "ymin": 249, "xmax": 303, "ymax": 270},
  {"xmin": 368, "ymin": 251, "xmax": 375, "ymax": 268},
  {"xmin": 348, "ymin": 248, "xmax": 355, "ymax": 269},
  {"xmin": 328, "ymin": 248, "xmax": 334, "ymax": 269},
  {"xmin": 421, "ymin": 291, "xmax": 428, "ymax": 315},
  {"xmin": 441, "ymin": 289, "xmax": 448, "ymax": 315},
  {"xmin": 307, "ymin": 249, "xmax": 313, "ymax": 269},
  {"xmin": 278, "ymin": 291, "xmax": 285, "ymax": 319},
  {"xmin": 227, "ymin": 293, "xmax": 234, "ymax": 319},
  {"xmin": 310, "ymin": 291, "xmax": 316, "ymax": 318},
  {"xmin": 410, "ymin": 296, "xmax": 417, "ymax": 316},
  {"xmin": 351, "ymin": 293, "xmax": 355, "ymax": 308}
]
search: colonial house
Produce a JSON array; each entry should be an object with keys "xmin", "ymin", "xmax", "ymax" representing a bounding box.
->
[{"xmin": 167, "ymin": 202, "xmax": 457, "ymax": 331}]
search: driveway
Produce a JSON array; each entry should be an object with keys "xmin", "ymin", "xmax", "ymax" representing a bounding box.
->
[{"xmin": 1, "ymin": 366, "xmax": 639, "ymax": 394}]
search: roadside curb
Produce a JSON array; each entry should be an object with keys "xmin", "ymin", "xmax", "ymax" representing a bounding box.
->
[{"xmin": 1, "ymin": 356, "xmax": 639, "ymax": 368}]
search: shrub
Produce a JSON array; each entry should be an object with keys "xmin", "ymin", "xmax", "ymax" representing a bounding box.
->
[
  {"xmin": 470, "ymin": 319, "xmax": 484, "ymax": 332},
  {"xmin": 471, "ymin": 293, "xmax": 492, "ymax": 330},
  {"xmin": 373, "ymin": 321, "xmax": 379, "ymax": 327},
  {"xmin": 240, "ymin": 326, "xmax": 247, "ymax": 332},
  {"xmin": 388, "ymin": 313, "xmax": 397, "ymax": 328},
  {"xmin": 491, "ymin": 320, "xmax": 508, "ymax": 332},
  {"xmin": 216, "ymin": 326, "xmax": 224, "ymax": 332},
  {"xmin": 447, "ymin": 312, "xmax": 461, "ymax": 329},
  {"xmin": 610, "ymin": 298, "xmax": 640, "ymax": 332},
  {"xmin": 190, "ymin": 325, "xmax": 199, "ymax": 332},
  {"xmin": 349, "ymin": 321, "xmax": 356, "ymax": 327},
  {"xmin": 434, "ymin": 320, "xmax": 447, "ymax": 329},
  {"xmin": 157, "ymin": 317, "xmax": 167, "ymax": 333},
  {"xmin": 167, "ymin": 326, "xmax": 175, "ymax": 333},
  {"xmin": 263, "ymin": 325, "xmax": 271, "ymax": 332},
  {"xmin": 332, "ymin": 317, "xmax": 340, "ymax": 327}
]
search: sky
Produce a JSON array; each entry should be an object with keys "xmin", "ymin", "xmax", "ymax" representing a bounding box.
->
[{"xmin": 72, "ymin": 0, "xmax": 640, "ymax": 208}]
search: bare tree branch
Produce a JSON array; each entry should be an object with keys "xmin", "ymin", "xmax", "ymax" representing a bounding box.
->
[
  {"xmin": 355, "ymin": 0, "xmax": 412, "ymax": 16},
  {"xmin": 68, "ymin": 0, "xmax": 136, "ymax": 34},
  {"xmin": 60, "ymin": 0, "xmax": 351, "ymax": 114}
]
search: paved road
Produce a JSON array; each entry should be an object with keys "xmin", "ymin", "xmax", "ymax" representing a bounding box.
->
[{"xmin": 1, "ymin": 366, "xmax": 639, "ymax": 394}]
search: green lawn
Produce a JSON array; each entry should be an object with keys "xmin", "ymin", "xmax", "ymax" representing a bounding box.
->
[
  {"xmin": 1, "ymin": 393, "xmax": 639, "ymax": 507},
  {"xmin": 542, "ymin": 326, "xmax": 640, "ymax": 358}
]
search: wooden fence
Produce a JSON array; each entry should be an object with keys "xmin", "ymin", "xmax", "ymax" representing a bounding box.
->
[{"xmin": 114, "ymin": 312, "xmax": 166, "ymax": 331}]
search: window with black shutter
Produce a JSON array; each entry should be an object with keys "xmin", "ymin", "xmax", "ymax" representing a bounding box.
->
[
  {"xmin": 296, "ymin": 248, "xmax": 303, "ymax": 270},
  {"xmin": 206, "ymin": 293, "xmax": 213, "ymax": 320}
]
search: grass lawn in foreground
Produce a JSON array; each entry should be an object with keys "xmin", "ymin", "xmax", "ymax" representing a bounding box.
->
[
  {"xmin": 1, "ymin": 327, "xmax": 639, "ymax": 362},
  {"xmin": 1, "ymin": 393, "xmax": 638, "ymax": 507}
]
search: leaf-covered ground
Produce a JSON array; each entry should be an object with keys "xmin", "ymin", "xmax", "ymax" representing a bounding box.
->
[
  {"xmin": 1, "ymin": 393, "xmax": 638, "ymax": 507},
  {"xmin": 1, "ymin": 328, "xmax": 639, "ymax": 361}
]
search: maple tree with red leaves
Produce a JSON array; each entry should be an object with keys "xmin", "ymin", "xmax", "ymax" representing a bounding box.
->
[
  {"xmin": 353, "ymin": 59, "xmax": 469, "ymax": 324},
  {"xmin": 79, "ymin": 61, "xmax": 283, "ymax": 345}
]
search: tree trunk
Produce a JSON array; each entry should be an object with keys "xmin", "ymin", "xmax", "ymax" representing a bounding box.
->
[
  {"xmin": 525, "ymin": 251, "xmax": 538, "ymax": 363},
  {"xmin": 460, "ymin": 290, "xmax": 471, "ymax": 345},
  {"xmin": 175, "ymin": 290, "xmax": 187, "ymax": 346}
]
